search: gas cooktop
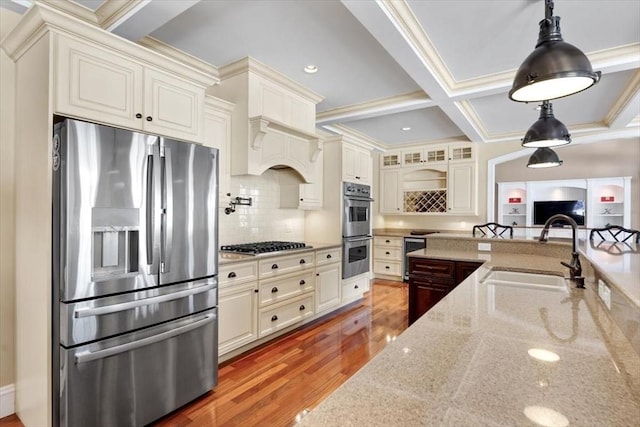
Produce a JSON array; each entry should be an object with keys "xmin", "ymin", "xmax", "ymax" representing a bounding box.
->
[{"xmin": 220, "ymin": 241, "xmax": 311, "ymax": 255}]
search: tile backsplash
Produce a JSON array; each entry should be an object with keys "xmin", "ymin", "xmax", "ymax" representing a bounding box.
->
[{"xmin": 218, "ymin": 169, "xmax": 305, "ymax": 245}]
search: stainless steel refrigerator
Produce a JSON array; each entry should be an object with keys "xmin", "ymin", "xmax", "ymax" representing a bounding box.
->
[{"xmin": 52, "ymin": 118, "xmax": 219, "ymax": 426}]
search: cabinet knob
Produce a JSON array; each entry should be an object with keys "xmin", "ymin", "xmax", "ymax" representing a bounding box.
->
[
  {"xmin": 355, "ymin": 285, "xmax": 359, "ymax": 289},
  {"xmin": 316, "ymin": 273, "xmax": 320, "ymax": 276},
  {"xmin": 272, "ymin": 264, "xmax": 278, "ymax": 269},
  {"xmin": 227, "ymin": 272, "xmax": 236, "ymax": 278},
  {"xmin": 299, "ymin": 259, "xmax": 306, "ymax": 264},
  {"xmin": 271, "ymin": 315, "xmax": 278, "ymax": 322},
  {"xmin": 271, "ymin": 287, "xmax": 278, "ymax": 293},
  {"xmin": 355, "ymin": 176, "xmax": 361, "ymax": 180},
  {"xmin": 299, "ymin": 305, "xmax": 305, "ymax": 311},
  {"xmin": 326, "ymin": 254, "xmax": 332, "ymax": 259},
  {"xmin": 385, "ymin": 251, "xmax": 390, "ymax": 255},
  {"xmin": 300, "ymin": 198, "xmax": 304, "ymax": 201},
  {"xmin": 299, "ymin": 280, "xmax": 306, "ymax": 285},
  {"xmin": 254, "ymin": 289, "xmax": 259, "ymax": 293},
  {"xmin": 135, "ymin": 113, "xmax": 142, "ymax": 119},
  {"xmin": 146, "ymin": 116, "xmax": 153, "ymax": 122}
]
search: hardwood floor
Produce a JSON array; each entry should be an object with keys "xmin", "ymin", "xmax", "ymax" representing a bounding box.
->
[{"xmin": 0, "ymin": 279, "xmax": 408, "ymax": 427}]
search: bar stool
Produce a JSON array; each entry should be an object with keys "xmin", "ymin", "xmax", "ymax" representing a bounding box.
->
[
  {"xmin": 589, "ymin": 225, "xmax": 639, "ymax": 244},
  {"xmin": 472, "ymin": 222, "xmax": 513, "ymax": 238}
]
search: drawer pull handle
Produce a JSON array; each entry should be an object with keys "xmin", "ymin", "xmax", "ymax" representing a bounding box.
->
[
  {"xmin": 271, "ymin": 287, "xmax": 278, "ymax": 293},
  {"xmin": 135, "ymin": 113, "xmax": 142, "ymax": 119},
  {"xmin": 299, "ymin": 259, "xmax": 306, "ymax": 264},
  {"xmin": 299, "ymin": 305, "xmax": 305, "ymax": 311},
  {"xmin": 385, "ymin": 266, "xmax": 390, "ymax": 269},
  {"xmin": 146, "ymin": 116, "xmax": 153, "ymax": 122},
  {"xmin": 272, "ymin": 264, "xmax": 278, "ymax": 269},
  {"xmin": 227, "ymin": 272, "xmax": 236, "ymax": 278},
  {"xmin": 355, "ymin": 285, "xmax": 359, "ymax": 289},
  {"xmin": 254, "ymin": 289, "xmax": 259, "ymax": 293},
  {"xmin": 385, "ymin": 251, "xmax": 390, "ymax": 255},
  {"xmin": 271, "ymin": 315, "xmax": 278, "ymax": 322},
  {"xmin": 385, "ymin": 240, "xmax": 390, "ymax": 243},
  {"xmin": 326, "ymin": 254, "xmax": 332, "ymax": 259},
  {"xmin": 299, "ymin": 280, "xmax": 306, "ymax": 285}
]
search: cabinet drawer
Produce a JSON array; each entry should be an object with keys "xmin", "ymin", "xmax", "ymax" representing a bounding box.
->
[
  {"xmin": 258, "ymin": 252, "xmax": 315, "ymax": 279},
  {"xmin": 258, "ymin": 294, "xmax": 314, "ymax": 337},
  {"xmin": 219, "ymin": 261, "xmax": 258, "ymax": 287},
  {"xmin": 409, "ymin": 258, "xmax": 455, "ymax": 280},
  {"xmin": 342, "ymin": 275, "xmax": 369, "ymax": 301},
  {"xmin": 373, "ymin": 260, "xmax": 402, "ymax": 276},
  {"xmin": 316, "ymin": 248, "xmax": 341, "ymax": 266},
  {"xmin": 259, "ymin": 271, "xmax": 315, "ymax": 307},
  {"xmin": 373, "ymin": 247, "xmax": 402, "ymax": 260},
  {"xmin": 374, "ymin": 236, "xmax": 403, "ymax": 247},
  {"xmin": 409, "ymin": 275, "xmax": 454, "ymax": 289}
]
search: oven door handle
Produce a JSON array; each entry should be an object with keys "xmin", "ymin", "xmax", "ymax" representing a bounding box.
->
[
  {"xmin": 344, "ymin": 236, "xmax": 372, "ymax": 243},
  {"xmin": 344, "ymin": 196, "xmax": 374, "ymax": 202}
]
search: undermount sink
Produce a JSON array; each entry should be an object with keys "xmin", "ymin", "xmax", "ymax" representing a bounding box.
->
[{"xmin": 481, "ymin": 270, "xmax": 568, "ymax": 292}]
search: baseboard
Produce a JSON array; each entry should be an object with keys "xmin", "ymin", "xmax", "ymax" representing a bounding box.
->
[{"xmin": 0, "ymin": 384, "xmax": 15, "ymax": 418}]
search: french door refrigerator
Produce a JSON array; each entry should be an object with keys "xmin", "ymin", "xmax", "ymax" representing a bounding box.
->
[{"xmin": 52, "ymin": 118, "xmax": 218, "ymax": 427}]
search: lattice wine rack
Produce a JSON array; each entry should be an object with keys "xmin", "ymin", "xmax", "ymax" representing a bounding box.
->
[{"xmin": 404, "ymin": 190, "xmax": 447, "ymax": 213}]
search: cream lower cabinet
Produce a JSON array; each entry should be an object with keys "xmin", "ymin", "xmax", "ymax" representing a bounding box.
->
[
  {"xmin": 218, "ymin": 261, "xmax": 259, "ymax": 356},
  {"xmin": 55, "ymin": 34, "xmax": 205, "ymax": 143},
  {"xmin": 373, "ymin": 236, "xmax": 403, "ymax": 280},
  {"xmin": 315, "ymin": 248, "xmax": 342, "ymax": 314},
  {"xmin": 342, "ymin": 274, "xmax": 370, "ymax": 304}
]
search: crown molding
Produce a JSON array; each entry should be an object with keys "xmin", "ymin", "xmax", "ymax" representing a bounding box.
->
[
  {"xmin": 205, "ymin": 94, "xmax": 235, "ymax": 113},
  {"xmin": 38, "ymin": 0, "xmax": 98, "ymax": 25},
  {"xmin": 138, "ymin": 36, "xmax": 219, "ymax": 84},
  {"xmin": 95, "ymin": 0, "xmax": 145, "ymax": 30},
  {"xmin": 218, "ymin": 56, "xmax": 324, "ymax": 104},
  {"xmin": 316, "ymin": 91, "xmax": 432, "ymax": 124},
  {"xmin": 0, "ymin": 2, "xmax": 216, "ymax": 87},
  {"xmin": 605, "ymin": 69, "xmax": 640, "ymax": 127},
  {"xmin": 320, "ymin": 124, "xmax": 385, "ymax": 152}
]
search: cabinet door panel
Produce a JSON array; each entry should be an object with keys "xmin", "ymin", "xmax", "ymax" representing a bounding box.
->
[
  {"xmin": 144, "ymin": 68, "xmax": 204, "ymax": 142},
  {"xmin": 219, "ymin": 282, "xmax": 258, "ymax": 355},
  {"xmin": 55, "ymin": 35, "xmax": 143, "ymax": 128},
  {"xmin": 380, "ymin": 170, "xmax": 401, "ymax": 213},
  {"xmin": 316, "ymin": 264, "xmax": 341, "ymax": 313},
  {"xmin": 448, "ymin": 162, "xmax": 476, "ymax": 214},
  {"xmin": 408, "ymin": 280, "xmax": 450, "ymax": 325}
]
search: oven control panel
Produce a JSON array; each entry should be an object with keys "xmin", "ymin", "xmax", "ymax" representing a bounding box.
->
[{"xmin": 344, "ymin": 182, "xmax": 371, "ymax": 198}]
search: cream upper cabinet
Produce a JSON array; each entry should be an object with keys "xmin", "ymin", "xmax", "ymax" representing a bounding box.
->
[
  {"xmin": 343, "ymin": 143, "xmax": 372, "ymax": 185},
  {"xmin": 55, "ymin": 34, "xmax": 205, "ymax": 143},
  {"xmin": 380, "ymin": 170, "xmax": 402, "ymax": 214},
  {"xmin": 447, "ymin": 161, "xmax": 477, "ymax": 215},
  {"xmin": 204, "ymin": 96, "xmax": 234, "ymax": 198},
  {"xmin": 380, "ymin": 152, "xmax": 402, "ymax": 169},
  {"xmin": 402, "ymin": 145, "xmax": 448, "ymax": 167}
]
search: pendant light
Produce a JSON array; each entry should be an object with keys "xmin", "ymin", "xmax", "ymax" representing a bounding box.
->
[
  {"xmin": 527, "ymin": 147, "xmax": 563, "ymax": 168},
  {"xmin": 521, "ymin": 101, "xmax": 571, "ymax": 147},
  {"xmin": 509, "ymin": 0, "xmax": 601, "ymax": 102}
]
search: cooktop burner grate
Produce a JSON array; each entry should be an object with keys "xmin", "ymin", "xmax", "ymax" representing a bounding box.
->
[{"xmin": 220, "ymin": 241, "xmax": 310, "ymax": 255}]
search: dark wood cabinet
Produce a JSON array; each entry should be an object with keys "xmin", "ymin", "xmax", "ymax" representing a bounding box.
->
[{"xmin": 408, "ymin": 257, "xmax": 483, "ymax": 325}]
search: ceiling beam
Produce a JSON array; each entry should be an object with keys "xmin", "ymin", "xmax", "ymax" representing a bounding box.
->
[
  {"xmin": 606, "ymin": 70, "xmax": 640, "ymax": 129},
  {"xmin": 96, "ymin": 0, "xmax": 201, "ymax": 41}
]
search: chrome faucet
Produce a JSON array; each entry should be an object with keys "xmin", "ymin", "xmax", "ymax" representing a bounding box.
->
[{"xmin": 538, "ymin": 214, "xmax": 585, "ymax": 288}]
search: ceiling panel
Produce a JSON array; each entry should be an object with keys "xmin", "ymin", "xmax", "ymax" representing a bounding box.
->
[
  {"xmin": 150, "ymin": 0, "xmax": 421, "ymax": 112},
  {"xmin": 344, "ymin": 107, "xmax": 465, "ymax": 145},
  {"xmin": 469, "ymin": 69, "xmax": 638, "ymax": 135}
]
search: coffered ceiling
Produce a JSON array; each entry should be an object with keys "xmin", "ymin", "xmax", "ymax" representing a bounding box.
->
[{"xmin": 4, "ymin": 0, "xmax": 640, "ymax": 148}]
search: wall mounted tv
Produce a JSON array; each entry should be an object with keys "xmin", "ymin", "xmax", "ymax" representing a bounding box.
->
[{"xmin": 533, "ymin": 200, "xmax": 585, "ymax": 226}]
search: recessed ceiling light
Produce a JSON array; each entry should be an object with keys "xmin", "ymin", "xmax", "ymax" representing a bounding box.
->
[
  {"xmin": 304, "ymin": 65, "xmax": 318, "ymax": 74},
  {"xmin": 401, "ymin": 127, "xmax": 411, "ymax": 131}
]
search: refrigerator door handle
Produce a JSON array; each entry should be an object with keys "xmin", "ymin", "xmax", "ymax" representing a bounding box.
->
[
  {"xmin": 161, "ymin": 146, "xmax": 173, "ymax": 274},
  {"xmin": 75, "ymin": 313, "xmax": 215, "ymax": 364},
  {"xmin": 145, "ymin": 153, "xmax": 154, "ymax": 266},
  {"xmin": 73, "ymin": 282, "xmax": 216, "ymax": 318}
]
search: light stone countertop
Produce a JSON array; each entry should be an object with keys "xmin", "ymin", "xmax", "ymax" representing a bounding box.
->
[
  {"xmin": 298, "ymin": 248, "xmax": 640, "ymax": 427},
  {"xmin": 219, "ymin": 242, "xmax": 340, "ymax": 266}
]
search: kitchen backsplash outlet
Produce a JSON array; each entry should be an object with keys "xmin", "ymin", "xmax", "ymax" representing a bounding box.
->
[{"xmin": 219, "ymin": 169, "xmax": 305, "ymax": 245}]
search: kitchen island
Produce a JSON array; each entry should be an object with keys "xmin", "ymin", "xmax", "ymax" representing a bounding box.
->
[{"xmin": 298, "ymin": 238, "xmax": 640, "ymax": 426}]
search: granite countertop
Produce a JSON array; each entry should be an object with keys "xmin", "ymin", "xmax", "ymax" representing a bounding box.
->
[
  {"xmin": 219, "ymin": 241, "xmax": 341, "ymax": 265},
  {"xmin": 298, "ymin": 248, "xmax": 640, "ymax": 426}
]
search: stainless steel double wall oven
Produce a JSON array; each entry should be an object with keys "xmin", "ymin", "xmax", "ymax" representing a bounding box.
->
[
  {"xmin": 53, "ymin": 118, "xmax": 219, "ymax": 426},
  {"xmin": 342, "ymin": 182, "xmax": 373, "ymax": 279}
]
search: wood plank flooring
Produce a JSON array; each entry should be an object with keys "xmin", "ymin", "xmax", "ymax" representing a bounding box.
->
[{"xmin": 0, "ymin": 279, "xmax": 408, "ymax": 427}]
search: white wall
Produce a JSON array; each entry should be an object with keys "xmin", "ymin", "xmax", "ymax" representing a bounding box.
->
[
  {"xmin": 218, "ymin": 169, "xmax": 306, "ymax": 245},
  {"xmin": 0, "ymin": 6, "xmax": 20, "ymax": 393}
]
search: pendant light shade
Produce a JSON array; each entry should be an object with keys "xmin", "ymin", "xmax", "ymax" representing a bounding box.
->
[
  {"xmin": 509, "ymin": 1, "xmax": 601, "ymax": 102},
  {"xmin": 522, "ymin": 101, "xmax": 571, "ymax": 148},
  {"xmin": 527, "ymin": 147, "xmax": 563, "ymax": 168}
]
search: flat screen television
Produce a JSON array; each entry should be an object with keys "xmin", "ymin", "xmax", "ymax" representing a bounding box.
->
[{"xmin": 533, "ymin": 200, "xmax": 585, "ymax": 226}]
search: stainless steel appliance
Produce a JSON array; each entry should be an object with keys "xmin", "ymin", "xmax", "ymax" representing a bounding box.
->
[
  {"xmin": 221, "ymin": 241, "xmax": 310, "ymax": 255},
  {"xmin": 403, "ymin": 237, "xmax": 427, "ymax": 281},
  {"xmin": 342, "ymin": 182, "xmax": 373, "ymax": 279},
  {"xmin": 52, "ymin": 118, "xmax": 218, "ymax": 427}
]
